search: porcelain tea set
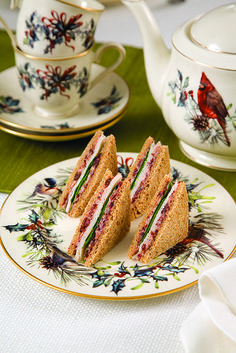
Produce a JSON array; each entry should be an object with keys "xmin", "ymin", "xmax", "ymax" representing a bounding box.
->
[
  {"xmin": 2, "ymin": 0, "xmax": 236, "ymax": 170},
  {"xmin": 121, "ymin": 0, "xmax": 236, "ymax": 170},
  {"xmin": 2, "ymin": 0, "xmax": 126, "ymax": 118}
]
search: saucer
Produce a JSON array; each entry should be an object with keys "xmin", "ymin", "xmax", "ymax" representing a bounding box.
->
[
  {"xmin": 0, "ymin": 64, "xmax": 130, "ymax": 139},
  {"xmin": 0, "ymin": 113, "xmax": 125, "ymax": 141},
  {"xmin": 179, "ymin": 141, "xmax": 236, "ymax": 171}
]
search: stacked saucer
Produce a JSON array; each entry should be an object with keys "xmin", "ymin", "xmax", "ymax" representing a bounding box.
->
[{"xmin": 0, "ymin": 0, "xmax": 129, "ymax": 141}]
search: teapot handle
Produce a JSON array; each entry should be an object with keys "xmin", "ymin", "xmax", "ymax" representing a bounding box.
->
[
  {"xmin": 89, "ymin": 42, "xmax": 126, "ymax": 91},
  {"xmin": 10, "ymin": 0, "xmax": 22, "ymax": 9}
]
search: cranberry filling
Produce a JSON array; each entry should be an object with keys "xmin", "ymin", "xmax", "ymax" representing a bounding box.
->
[
  {"xmin": 131, "ymin": 145, "xmax": 161, "ymax": 203},
  {"xmin": 76, "ymin": 178, "xmax": 113, "ymax": 243},
  {"xmin": 84, "ymin": 181, "xmax": 123, "ymax": 259}
]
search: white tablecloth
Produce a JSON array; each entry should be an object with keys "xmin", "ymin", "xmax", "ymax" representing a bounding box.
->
[
  {"xmin": 0, "ymin": 0, "xmax": 233, "ymax": 352},
  {"xmin": 0, "ymin": 183, "xmax": 200, "ymax": 352}
]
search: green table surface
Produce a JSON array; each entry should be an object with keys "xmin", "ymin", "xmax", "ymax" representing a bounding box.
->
[{"xmin": 0, "ymin": 30, "xmax": 235, "ymax": 202}]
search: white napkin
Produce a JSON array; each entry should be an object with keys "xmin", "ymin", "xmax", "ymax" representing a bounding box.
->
[{"xmin": 180, "ymin": 258, "xmax": 236, "ymax": 353}]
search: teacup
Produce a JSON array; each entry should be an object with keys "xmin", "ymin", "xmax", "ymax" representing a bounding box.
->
[
  {"xmin": 13, "ymin": 42, "xmax": 125, "ymax": 118},
  {"xmin": 16, "ymin": 0, "xmax": 104, "ymax": 57}
]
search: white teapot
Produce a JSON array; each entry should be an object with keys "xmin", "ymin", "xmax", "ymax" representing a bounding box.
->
[{"xmin": 122, "ymin": 0, "xmax": 236, "ymax": 170}]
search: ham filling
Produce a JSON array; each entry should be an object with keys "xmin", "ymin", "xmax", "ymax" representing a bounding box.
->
[
  {"xmin": 133, "ymin": 181, "xmax": 179, "ymax": 261},
  {"xmin": 130, "ymin": 142, "xmax": 161, "ymax": 203},
  {"xmin": 62, "ymin": 133, "xmax": 106, "ymax": 212},
  {"xmin": 74, "ymin": 173, "xmax": 122, "ymax": 262}
]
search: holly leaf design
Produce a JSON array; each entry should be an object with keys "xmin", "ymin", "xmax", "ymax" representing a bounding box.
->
[
  {"xmin": 161, "ymin": 265, "xmax": 189, "ymax": 274},
  {"xmin": 29, "ymin": 210, "xmax": 40, "ymax": 224},
  {"xmin": 133, "ymin": 265, "xmax": 155, "ymax": 277},
  {"xmin": 151, "ymin": 275, "xmax": 168, "ymax": 282},
  {"xmin": 4, "ymin": 223, "xmax": 29, "ymax": 232},
  {"xmin": 111, "ymin": 279, "xmax": 126, "ymax": 295},
  {"xmin": 93, "ymin": 278, "xmax": 108, "ymax": 288},
  {"xmin": 118, "ymin": 261, "xmax": 131, "ymax": 275},
  {"xmin": 90, "ymin": 270, "xmax": 111, "ymax": 288}
]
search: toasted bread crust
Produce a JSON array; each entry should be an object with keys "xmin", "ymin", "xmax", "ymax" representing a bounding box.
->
[
  {"xmin": 58, "ymin": 130, "xmax": 103, "ymax": 210},
  {"xmin": 128, "ymin": 176, "xmax": 188, "ymax": 263},
  {"xmin": 127, "ymin": 137, "xmax": 153, "ymax": 184},
  {"xmin": 68, "ymin": 169, "xmax": 114, "ymax": 256},
  {"xmin": 84, "ymin": 177, "xmax": 131, "ymax": 267},
  {"xmin": 128, "ymin": 139, "xmax": 170, "ymax": 220},
  {"xmin": 58, "ymin": 131, "xmax": 118, "ymax": 217},
  {"xmin": 68, "ymin": 170, "xmax": 131, "ymax": 267},
  {"xmin": 127, "ymin": 174, "xmax": 171, "ymax": 258}
]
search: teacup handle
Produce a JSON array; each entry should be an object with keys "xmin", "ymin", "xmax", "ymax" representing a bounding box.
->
[{"xmin": 89, "ymin": 42, "xmax": 126, "ymax": 90}]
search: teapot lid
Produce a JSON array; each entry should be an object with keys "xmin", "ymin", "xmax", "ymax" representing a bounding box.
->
[{"xmin": 190, "ymin": 4, "xmax": 236, "ymax": 54}]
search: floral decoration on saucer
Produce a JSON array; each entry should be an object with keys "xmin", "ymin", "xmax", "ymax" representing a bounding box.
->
[{"xmin": 0, "ymin": 64, "xmax": 129, "ymax": 134}]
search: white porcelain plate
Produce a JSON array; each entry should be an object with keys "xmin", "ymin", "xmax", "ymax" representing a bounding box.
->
[
  {"xmin": 0, "ymin": 65, "xmax": 130, "ymax": 135},
  {"xmin": 0, "ymin": 153, "xmax": 235, "ymax": 300}
]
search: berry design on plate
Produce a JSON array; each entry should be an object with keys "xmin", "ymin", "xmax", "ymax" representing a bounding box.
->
[{"xmin": 2, "ymin": 160, "xmax": 225, "ymax": 295}]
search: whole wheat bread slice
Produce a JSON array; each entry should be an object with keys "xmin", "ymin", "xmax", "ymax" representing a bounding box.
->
[
  {"xmin": 127, "ymin": 137, "xmax": 170, "ymax": 220},
  {"xmin": 58, "ymin": 131, "xmax": 118, "ymax": 217},
  {"xmin": 68, "ymin": 170, "xmax": 131, "ymax": 267},
  {"xmin": 128, "ymin": 174, "xmax": 188, "ymax": 263}
]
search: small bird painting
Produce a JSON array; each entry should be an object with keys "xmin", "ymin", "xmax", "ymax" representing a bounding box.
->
[{"xmin": 197, "ymin": 72, "xmax": 231, "ymax": 146}]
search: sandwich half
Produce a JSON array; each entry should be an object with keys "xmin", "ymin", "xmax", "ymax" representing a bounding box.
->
[
  {"xmin": 68, "ymin": 169, "xmax": 131, "ymax": 267},
  {"xmin": 128, "ymin": 174, "xmax": 188, "ymax": 263},
  {"xmin": 127, "ymin": 137, "xmax": 170, "ymax": 220},
  {"xmin": 58, "ymin": 130, "xmax": 118, "ymax": 217}
]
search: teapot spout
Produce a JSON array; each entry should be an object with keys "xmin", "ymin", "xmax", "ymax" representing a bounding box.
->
[{"xmin": 122, "ymin": 0, "xmax": 170, "ymax": 106}]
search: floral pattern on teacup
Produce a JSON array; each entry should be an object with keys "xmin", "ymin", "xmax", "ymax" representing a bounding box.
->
[
  {"xmin": 17, "ymin": 62, "xmax": 89, "ymax": 100},
  {"xmin": 24, "ymin": 10, "xmax": 95, "ymax": 54}
]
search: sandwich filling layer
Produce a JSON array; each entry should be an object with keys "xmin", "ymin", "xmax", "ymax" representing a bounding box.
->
[
  {"xmin": 74, "ymin": 173, "xmax": 122, "ymax": 262},
  {"xmin": 63, "ymin": 133, "xmax": 107, "ymax": 213},
  {"xmin": 133, "ymin": 180, "xmax": 179, "ymax": 260},
  {"xmin": 130, "ymin": 142, "xmax": 161, "ymax": 203}
]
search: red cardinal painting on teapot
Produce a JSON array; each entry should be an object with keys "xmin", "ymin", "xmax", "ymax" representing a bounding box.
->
[
  {"xmin": 197, "ymin": 72, "xmax": 231, "ymax": 147},
  {"xmin": 168, "ymin": 70, "xmax": 236, "ymax": 147}
]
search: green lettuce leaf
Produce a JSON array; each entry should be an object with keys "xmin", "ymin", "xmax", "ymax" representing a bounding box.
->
[
  {"xmin": 70, "ymin": 155, "xmax": 98, "ymax": 205},
  {"xmin": 140, "ymin": 181, "xmax": 173, "ymax": 244},
  {"xmin": 131, "ymin": 147, "xmax": 150, "ymax": 191}
]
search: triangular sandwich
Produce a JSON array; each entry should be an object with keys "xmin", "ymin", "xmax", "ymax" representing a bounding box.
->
[
  {"xmin": 68, "ymin": 169, "xmax": 131, "ymax": 267},
  {"xmin": 127, "ymin": 137, "xmax": 170, "ymax": 220},
  {"xmin": 58, "ymin": 130, "xmax": 118, "ymax": 217},
  {"xmin": 128, "ymin": 174, "xmax": 188, "ymax": 263}
]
